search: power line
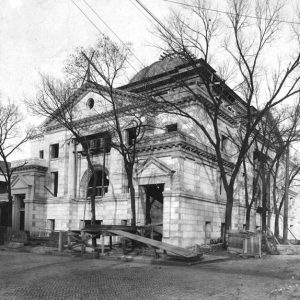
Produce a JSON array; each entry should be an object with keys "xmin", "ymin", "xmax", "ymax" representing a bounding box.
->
[
  {"xmin": 162, "ymin": 0, "xmax": 300, "ymax": 26},
  {"xmin": 134, "ymin": 0, "xmax": 178, "ymax": 42},
  {"xmin": 129, "ymin": 0, "xmax": 154, "ymax": 24},
  {"xmin": 70, "ymin": 0, "xmax": 140, "ymax": 73},
  {"xmin": 81, "ymin": 0, "xmax": 145, "ymax": 69}
]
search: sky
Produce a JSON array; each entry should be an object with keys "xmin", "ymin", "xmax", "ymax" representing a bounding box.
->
[
  {"xmin": 0, "ymin": 0, "xmax": 173, "ymax": 160},
  {"xmin": 0, "ymin": 0, "xmax": 298, "ymax": 160}
]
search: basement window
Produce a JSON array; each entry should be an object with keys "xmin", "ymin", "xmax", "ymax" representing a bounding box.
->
[
  {"xmin": 50, "ymin": 144, "xmax": 59, "ymax": 159},
  {"xmin": 166, "ymin": 123, "xmax": 178, "ymax": 133}
]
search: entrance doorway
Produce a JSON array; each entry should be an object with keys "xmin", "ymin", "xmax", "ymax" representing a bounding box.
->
[
  {"xmin": 15, "ymin": 194, "xmax": 25, "ymax": 231},
  {"xmin": 144, "ymin": 184, "xmax": 164, "ymax": 240}
]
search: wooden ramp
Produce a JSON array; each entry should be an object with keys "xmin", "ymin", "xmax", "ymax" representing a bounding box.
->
[{"xmin": 107, "ymin": 229, "xmax": 202, "ymax": 259}]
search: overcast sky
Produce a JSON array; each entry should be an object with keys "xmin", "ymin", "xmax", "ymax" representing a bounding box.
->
[
  {"xmin": 0, "ymin": 0, "xmax": 171, "ymax": 105},
  {"xmin": 0, "ymin": 0, "xmax": 173, "ymax": 160}
]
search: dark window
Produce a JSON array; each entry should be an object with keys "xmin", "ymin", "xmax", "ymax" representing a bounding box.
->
[
  {"xmin": 81, "ymin": 133, "xmax": 111, "ymax": 155},
  {"xmin": 51, "ymin": 172, "xmax": 58, "ymax": 197},
  {"xmin": 87, "ymin": 170, "xmax": 109, "ymax": 197},
  {"xmin": 39, "ymin": 150, "xmax": 44, "ymax": 159},
  {"xmin": 126, "ymin": 127, "xmax": 137, "ymax": 146},
  {"xmin": 166, "ymin": 124, "xmax": 178, "ymax": 132},
  {"xmin": 50, "ymin": 144, "xmax": 59, "ymax": 159},
  {"xmin": 0, "ymin": 181, "xmax": 7, "ymax": 194},
  {"xmin": 87, "ymin": 98, "xmax": 94, "ymax": 109},
  {"xmin": 82, "ymin": 220, "xmax": 102, "ymax": 227},
  {"xmin": 48, "ymin": 219, "xmax": 55, "ymax": 231}
]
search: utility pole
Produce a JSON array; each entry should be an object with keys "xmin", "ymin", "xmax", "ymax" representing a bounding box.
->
[{"xmin": 283, "ymin": 143, "xmax": 290, "ymax": 243}]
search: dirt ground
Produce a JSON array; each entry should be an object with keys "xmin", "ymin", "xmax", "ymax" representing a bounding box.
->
[{"xmin": 1, "ymin": 248, "xmax": 300, "ymax": 299}]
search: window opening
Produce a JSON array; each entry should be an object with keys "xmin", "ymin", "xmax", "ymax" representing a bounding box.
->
[
  {"xmin": 80, "ymin": 132, "xmax": 111, "ymax": 155},
  {"xmin": 51, "ymin": 172, "xmax": 58, "ymax": 197},
  {"xmin": 166, "ymin": 123, "xmax": 178, "ymax": 133},
  {"xmin": 87, "ymin": 98, "xmax": 94, "ymax": 109},
  {"xmin": 39, "ymin": 150, "xmax": 44, "ymax": 159},
  {"xmin": 50, "ymin": 144, "xmax": 59, "ymax": 159},
  {"xmin": 87, "ymin": 170, "xmax": 109, "ymax": 197},
  {"xmin": 221, "ymin": 135, "xmax": 229, "ymax": 151},
  {"xmin": 126, "ymin": 127, "xmax": 137, "ymax": 146},
  {"xmin": 47, "ymin": 219, "xmax": 55, "ymax": 232}
]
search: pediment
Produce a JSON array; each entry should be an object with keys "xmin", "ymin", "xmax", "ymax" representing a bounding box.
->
[
  {"xmin": 136, "ymin": 157, "xmax": 175, "ymax": 178},
  {"xmin": 43, "ymin": 83, "xmax": 113, "ymax": 128},
  {"xmin": 11, "ymin": 175, "xmax": 32, "ymax": 190}
]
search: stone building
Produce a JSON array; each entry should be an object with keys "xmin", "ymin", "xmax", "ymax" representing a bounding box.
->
[{"xmin": 10, "ymin": 56, "xmax": 300, "ymax": 247}]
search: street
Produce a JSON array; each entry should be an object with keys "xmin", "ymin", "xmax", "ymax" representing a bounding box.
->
[{"xmin": 0, "ymin": 250, "xmax": 300, "ymax": 299}]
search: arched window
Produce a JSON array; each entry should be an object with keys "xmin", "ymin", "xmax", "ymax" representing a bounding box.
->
[{"xmin": 87, "ymin": 170, "xmax": 109, "ymax": 197}]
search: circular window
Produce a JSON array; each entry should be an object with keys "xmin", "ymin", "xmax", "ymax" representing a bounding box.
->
[{"xmin": 87, "ymin": 98, "xmax": 94, "ymax": 109}]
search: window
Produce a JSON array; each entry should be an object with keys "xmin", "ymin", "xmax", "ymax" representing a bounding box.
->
[
  {"xmin": 39, "ymin": 150, "xmax": 44, "ymax": 159},
  {"xmin": 221, "ymin": 135, "xmax": 229, "ymax": 151},
  {"xmin": 82, "ymin": 220, "xmax": 102, "ymax": 227},
  {"xmin": 87, "ymin": 98, "xmax": 94, "ymax": 109},
  {"xmin": 50, "ymin": 144, "xmax": 59, "ymax": 159},
  {"xmin": 51, "ymin": 172, "xmax": 58, "ymax": 197},
  {"xmin": 80, "ymin": 132, "xmax": 111, "ymax": 155},
  {"xmin": 47, "ymin": 219, "xmax": 55, "ymax": 231},
  {"xmin": 87, "ymin": 170, "xmax": 109, "ymax": 197},
  {"xmin": 126, "ymin": 127, "xmax": 137, "ymax": 145},
  {"xmin": 166, "ymin": 123, "xmax": 178, "ymax": 133}
]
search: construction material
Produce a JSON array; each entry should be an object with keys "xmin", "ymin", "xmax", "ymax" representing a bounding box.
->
[{"xmin": 106, "ymin": 229, "xmax": 201, "ymax": 259}]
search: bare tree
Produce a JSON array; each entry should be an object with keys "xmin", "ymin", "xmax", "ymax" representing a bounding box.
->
[
  {"xmin": 0, "ymin": 101, "xmax": 33, "ymax": 226},
  {"xmin": 27, "ymin": 34, "xmax": 151, "ymax": 228},
  {"xmin": 77, "ymin": 37, "xmax": 153, "ymax": 227},
  {"xmin": 149, "ymin": 0, "xmax": 300, "ymax": 244},
  {"xmin": 26, "ymin": 76, "xmax": 102, "ymax": 233}
]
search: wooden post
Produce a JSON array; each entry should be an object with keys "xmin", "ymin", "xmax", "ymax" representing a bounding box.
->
[
  {"xmin": 80, "ymin": 230, "xmax": 85, "ymax": 254},
  {"xmin": 101, "ymin": 234, "xmax": 105, "ymax": 255},
  {"xmin": 67, "ymin": 231, "xmax": 71, "ymax": 250},
  {"xmin": 109, "ymin": 235, "xmax": 112, "ymax": 250},
  {"xmin": 58, "ymin": 231, "xmax": 63, "ymax": 252}
]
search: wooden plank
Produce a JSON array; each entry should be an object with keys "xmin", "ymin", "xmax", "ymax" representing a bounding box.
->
[{"xmin": 106, "ymin": 230, "xmax": 201, "ymax": 258}]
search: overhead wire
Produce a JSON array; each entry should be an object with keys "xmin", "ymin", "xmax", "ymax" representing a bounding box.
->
[
  {"xmin": 135, "ymin": 0, "xmax": 178, "ymax": 42},
  {"xmin": 162, "ymin": 0, "xmax": 300, "ymax": 26},
  {"xmin": 81, "ymin": 0, "xmax": 145, "ymax": 69},
  {"xmin": 70, "ymin": 0, "xmax": 141, "ymax": 73}
]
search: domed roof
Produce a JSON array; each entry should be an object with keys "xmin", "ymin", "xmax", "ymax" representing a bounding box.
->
[{"xmin": 130, "ymin": 56, "xmax": 187, "ymax": 84}]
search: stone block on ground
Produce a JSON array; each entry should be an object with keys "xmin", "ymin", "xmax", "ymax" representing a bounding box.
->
[{"xmin": 7, "ymin": 242, "xmax": 24, "ymax": 249}]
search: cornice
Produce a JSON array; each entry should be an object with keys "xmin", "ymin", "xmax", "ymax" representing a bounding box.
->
[
  {"xmin": 15, "ymin": 165, "xmax": 48, "ymax": 172},
  {"xmin": 137, "ymin": 132, "xmax": 234, "ymax": 169}
]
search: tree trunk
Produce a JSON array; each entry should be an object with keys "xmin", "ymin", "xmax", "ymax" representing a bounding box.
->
[
  {"xmin": 245, "ymin": 206, "xmax": 251, "ymax": 230},
  {"xmin": 8, "ymin": 194, "xmax": 13, "ymax": 227},
  {"xmin": 224, "ymin": 187, "xmax": 234, "ymax": 248},
  {"xmin": 128, "ymin": 175, "xmax": 136, "ymax": 226},
  {"xmin": 283, "ymin": 145, "xmax": 289, "ymax": 243},
  {"xmin": 274, "ymin": 213, "xmax": 280, "ymax": 238}
]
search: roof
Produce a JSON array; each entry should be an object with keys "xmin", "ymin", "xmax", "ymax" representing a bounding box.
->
[{"xmin": 129, "ymin": 56, "xmax": 188, "ymax": 84}]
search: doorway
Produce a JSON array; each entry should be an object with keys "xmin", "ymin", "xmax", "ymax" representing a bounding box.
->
[
  {"xmin": 16, "ymin": 194, "xmax": 25, "ymax": 231},
  {"xmin": 143, "ymin": 184, "xmax": 164, "ymax": 240}
]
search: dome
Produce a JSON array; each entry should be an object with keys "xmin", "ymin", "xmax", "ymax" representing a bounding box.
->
[{"xmin": 130, "ymin": 56, "xmax": 187, "ymax": 84}]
